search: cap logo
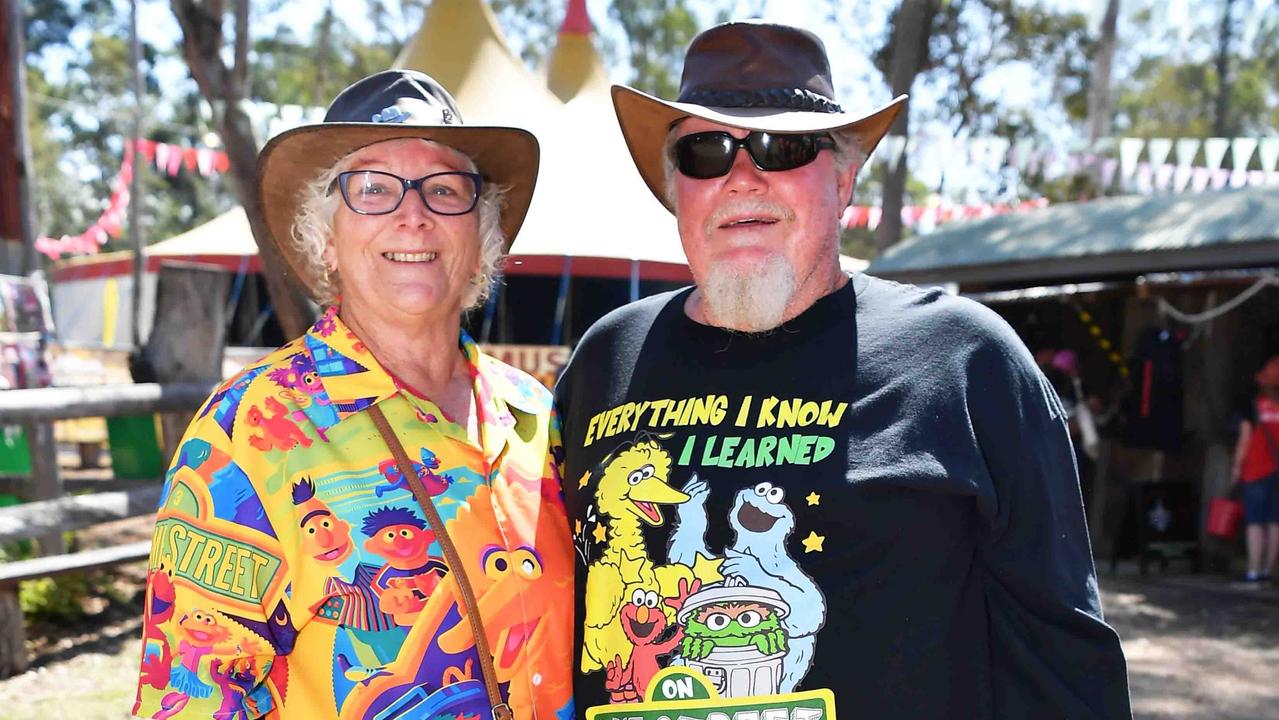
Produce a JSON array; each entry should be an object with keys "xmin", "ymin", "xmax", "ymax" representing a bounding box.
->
[{"xmin": 371, "ymin": 106, "xmax": 411, "ymax": 124}]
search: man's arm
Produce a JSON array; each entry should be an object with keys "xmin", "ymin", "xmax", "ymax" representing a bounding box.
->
[{"xmin": 967, "ymin": 325, "xmax": 1132, "ymax": 719}]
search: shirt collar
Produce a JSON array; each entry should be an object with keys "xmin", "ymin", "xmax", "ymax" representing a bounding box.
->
[{"xmin": 303, "ymin": 306, "xmax": 549, "ymax": 424}]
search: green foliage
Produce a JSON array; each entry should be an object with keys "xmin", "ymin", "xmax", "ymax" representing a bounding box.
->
[
  {"xmin": 608, "ymin": 0, "xmax": 702, "ymax": 99},
  {"xmin": 490, "ymin": 0, "xmax": 561, "ymax": 66},
  {"xmin": 1111, "ymin": 3, "xmax": 1279, "ymax": 157},
  {"xmin": 870, "ymin": 0, "xmax": 1093, "ymax": 136},
  {"xmin": 19, "ymin": 574, "xmax": 91, "ymax": 624},
  {"xmin": 250, "ymin": 11, "xmax": 398, "ymax": 108},
  {"xmin": 0, "ymin": 539, "xmax": 35, "ymax": 562}
]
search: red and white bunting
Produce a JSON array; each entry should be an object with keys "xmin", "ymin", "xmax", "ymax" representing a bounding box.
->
[
  {"xmin": 34, "ymin": 138, "xmax": 231, "ymax": 260},
  {"xmin": 841, "ymin": 198, "xmax": 1050, "ymax": 231}
]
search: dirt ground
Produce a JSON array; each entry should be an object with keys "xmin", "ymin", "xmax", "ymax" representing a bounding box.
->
[{"xmin": 1, "ymin": 565, "xmax": 1277, "ymax": 719}]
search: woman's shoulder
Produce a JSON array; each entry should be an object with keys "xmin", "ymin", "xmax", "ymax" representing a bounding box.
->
[
  {"xmin": 194, "ymin": 336, "xmax": 314, "ymax": 420},
  {"xmin": 208, "ymin": 338, "xmax": 306, "ymax": 393}
]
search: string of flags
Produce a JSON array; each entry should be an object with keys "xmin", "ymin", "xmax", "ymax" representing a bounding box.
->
[
  {"xmin": 35, "ymin": 139, "xmax": 231, "ymax": 260},
  {"xmin": 134, "ymin": 138, "xmax": 230, "ymax": 178},
  {"xmin": 841, "ymin": 198, "xmax": 1050, "ymax": 232},
  {"xmin": 1072, "ymin": 303, "xmax": 1129, "ymax": 379},
  {"xmin": 874, "ymin": 134, "xmax": 1279, "ymax": 196}
]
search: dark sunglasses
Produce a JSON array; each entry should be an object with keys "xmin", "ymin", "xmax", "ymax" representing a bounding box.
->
[
  {"xmin": 333, "ymin": 170, "xmax": 482, "ymax": 216},
  {"xmin": 672, "ymin": 131, "xmax": 836, "ymax": 179}
]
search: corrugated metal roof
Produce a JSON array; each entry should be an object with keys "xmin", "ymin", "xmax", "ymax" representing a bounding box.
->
[{"xmin": 869, "ymin": 186, "xmax": 1279, "ymax": 285}]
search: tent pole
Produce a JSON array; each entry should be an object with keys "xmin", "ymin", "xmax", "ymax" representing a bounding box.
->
[
  {"xmin": 127, "ymin": 0, "xmax": 146, "ymax": 350},
  {"xmin": 480, "ymin": 275, "xmax": 500, "ymax": 343},
  {"xmin": 550, "ymin": 255, "xmax": 572, "ymax": 345}
]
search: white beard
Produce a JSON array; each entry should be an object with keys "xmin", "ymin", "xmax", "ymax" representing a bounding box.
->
[{"xmin": 700, "ymin": 254, "xmax": 797, "ymax": 333}]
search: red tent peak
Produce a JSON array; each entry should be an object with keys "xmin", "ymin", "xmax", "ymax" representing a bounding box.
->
[{"xmin": 560, "ymin": 0, "xmax": 592, "ymax": 35}]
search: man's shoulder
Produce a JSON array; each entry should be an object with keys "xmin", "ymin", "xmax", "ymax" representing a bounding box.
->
[
  {"xmin": 574, "ymin": 287, "xmax": 688, "ymax": 352},
  {"xmin": 857, "ymin": 274, "xmax": 1021, "ymax": 352}
]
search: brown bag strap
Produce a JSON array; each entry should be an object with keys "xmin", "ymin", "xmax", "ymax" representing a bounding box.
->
[{"xmin": 367, "ymin": 404, "xmax": 513, "ymax": 720}]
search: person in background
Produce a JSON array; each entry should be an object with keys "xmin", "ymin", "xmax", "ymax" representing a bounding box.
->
[{"xmin": 1232, "ymin": 355, "xmax": 1279, "ymax": 587}]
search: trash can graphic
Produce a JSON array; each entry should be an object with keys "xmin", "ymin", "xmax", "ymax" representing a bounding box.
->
[{"xmin": 676, "ymin": 576, "xmax": 791, "ymax": 698}]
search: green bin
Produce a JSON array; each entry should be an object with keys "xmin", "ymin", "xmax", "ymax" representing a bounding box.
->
[
  {"xmin": 107, "ymin": 414, "xmax": 166, "ymax": 480},
  {"xmin": 0, "ymin": 425, "xmax": 31, "ymax": 476}
]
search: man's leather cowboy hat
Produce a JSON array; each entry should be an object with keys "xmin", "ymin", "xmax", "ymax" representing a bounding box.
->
[
  {"xmin": 256, "ymin": 69, "xmax": 539, "ymax": 297},
  {"xmin": 612, "ymin": 20, "xmax": 907, "ymax": 210}
]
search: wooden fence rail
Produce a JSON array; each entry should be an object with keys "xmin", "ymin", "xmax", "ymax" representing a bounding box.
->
[
  {"xmin": 0, "ymin": 382, "xmax": 215, "ymax": 678},
  {"xmin": 0, "ymin": 485, "xmax": 163, "ymax": 543},
  {"xmin": 0, "ymin": 382, "xmax": 215, "ymax": 423}
]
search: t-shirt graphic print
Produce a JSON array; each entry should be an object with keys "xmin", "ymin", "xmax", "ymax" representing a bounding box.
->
[{"xmin": 572, "ymin": 394, "xmax": 841, "ymax": 717}]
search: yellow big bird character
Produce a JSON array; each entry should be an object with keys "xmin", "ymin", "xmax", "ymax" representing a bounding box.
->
[{"xmin": 582, "ymin": 439, "xmax": 720, "ymax": 676}]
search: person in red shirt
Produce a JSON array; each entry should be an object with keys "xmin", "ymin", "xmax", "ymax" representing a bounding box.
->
[{"xmin": 1232, "ymin": 355, "xmax": 1279, "ymax": 586}]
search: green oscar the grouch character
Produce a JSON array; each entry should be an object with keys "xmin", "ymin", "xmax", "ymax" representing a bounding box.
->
[{"xmin": 680, "ymin": 601, "xmax": 788, "ymax": 661}]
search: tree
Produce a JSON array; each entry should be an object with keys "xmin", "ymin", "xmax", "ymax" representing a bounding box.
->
[
  {"xmin": 608, "ymin": 0, "xmax": 699, "ymax": 98},
  {"xmin": 1114, "ymin": 1, "xmax": 1279, "ymax": 141},
  {"xmin": 490, "ymin": 0, "xmax": 560, "ymax": 66},
  {"xmin": 871, "ymin": 0, "xmax": 941, "ymax": 256},
  {"xmin": 860, "ymin": 0, "xmax": 1092, "ymax": 253},
  {"xmin": 170, "ymin": 0, "xmax": 313, "ymax": 338},
  {"xmin": 1086, "ymin": 0, "xmax": 1120, "ymax": 144},
  {"xmin": 1213, "ymin": 0, "xmax": 1237, "ymax": 136}
]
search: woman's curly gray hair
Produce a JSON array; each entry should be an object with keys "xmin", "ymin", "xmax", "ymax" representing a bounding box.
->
[
  {"xmin": 660, "ymin": 125, "xmax": 868, "ymax": 209},
  {"xmin": 291, "ymin": 140, "xmax": 507, "ymax": 309}
]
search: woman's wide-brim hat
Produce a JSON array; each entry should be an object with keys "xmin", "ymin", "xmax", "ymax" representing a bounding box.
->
[
  {"xmin": 612, "ymin": 20, "xmax": 907, "ymax": 211},
  {"xmin": 256, "ymin": 69, "xmax": 539, "ymax": 296}
]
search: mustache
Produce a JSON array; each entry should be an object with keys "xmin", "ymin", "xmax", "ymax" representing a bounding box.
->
[{"xmin": 705, "ymin": 199, "xmax": 795, "ymax": 233}]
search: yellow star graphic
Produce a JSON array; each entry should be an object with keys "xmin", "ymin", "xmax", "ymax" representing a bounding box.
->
[
  {"xmin": 574, "ymin": 519, "xmax": 583, "ymax": 536},
  {"xmin": 592, "ymin": 523, "xmax": 608, "ymax": 544},
  {"xmin": 802, "ymin": 531, "xmax": 825, "ymax": 553},
  {"xmin": 806, "ymin": 492, "xmax": 821, "ymax": 506},
  {"xmin": 577, "ymin": 470, "xmax": 591, "ymax": 489},
  {"xmin": 691, "ymin": 552, "xmax": 724, "ymax": 584}
]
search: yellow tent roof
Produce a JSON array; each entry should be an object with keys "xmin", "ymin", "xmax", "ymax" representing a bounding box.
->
[
  {"xmin": 545, "ymin": 0, "xmax": 611, "ymax": 102},
  {"xmin": 146, "ymin": 207, "xmax": 257, "ymax": 257},
  {"xmin": 396, "ymin": 0, "xmax": 683, "ymax": 268},
  {"xmin": 393, "ymin": 0, "xmax": 563, "ymax": 128}
]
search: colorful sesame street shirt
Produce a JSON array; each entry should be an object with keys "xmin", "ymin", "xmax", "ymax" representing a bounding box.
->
[{"xmin": 132, "ymin": 306, "xmax": 574, "ymax": 720}]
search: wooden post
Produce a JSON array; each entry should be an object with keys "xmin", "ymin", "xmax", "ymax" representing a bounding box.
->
[
  {"xmin": 0, "ymin": 584, "xmax": 26, "ymax": 676},
  {"xmin": 141, "ymin": 263, "xmax": 229, "ymax": 465},
  {"xmin": 22, "ymin": 420, "xmax": 61, "ymax": 555}
]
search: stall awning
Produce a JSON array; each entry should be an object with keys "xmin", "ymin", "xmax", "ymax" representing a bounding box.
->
[{"xmin": 869, "ymin": 186, "xmax": 1279, "ymax": 286}]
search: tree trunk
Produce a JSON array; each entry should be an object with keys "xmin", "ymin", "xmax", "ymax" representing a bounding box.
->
[
  {"xmin": 219, "ymin": 102, "xmax": 315, "ymax": 339},
  {"xmin": 874, "ymin": 0, "xmax": 936, "ymax": 254},
  {"xmin": 143, "ymin": 263, "xmax": 230, "ymax": 465},
  {"xmin": 1213, "ymin": 0, "xmax": 1235, "ymax": 138},
  {"xmin": 1086, "ymin": 0, "xmax": 1120, "ymax": 145},
  {"xmin": 170, "ymin": 0, "xmax": 314, "ymax": 339}
]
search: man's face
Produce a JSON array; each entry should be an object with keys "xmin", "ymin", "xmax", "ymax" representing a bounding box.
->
[{"xmin": 671, "ymin": 118, "xmax": 857, "ymax": 331}]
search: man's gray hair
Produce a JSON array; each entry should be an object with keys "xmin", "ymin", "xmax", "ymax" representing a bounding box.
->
[
  {"xmin": 292, "ymin": 140, "xmax": 507, "ymax": 308},
  {"xmin": 660, "ymin": 124, "xmax": 868, "ymax": 209}
]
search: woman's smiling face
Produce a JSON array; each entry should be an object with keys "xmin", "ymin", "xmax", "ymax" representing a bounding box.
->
[{"xmin": 324, "ymin": 138, "xmax": 481, "ymax": 323}]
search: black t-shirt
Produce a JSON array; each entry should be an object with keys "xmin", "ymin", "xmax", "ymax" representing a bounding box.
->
[{"xmin": 554, "ymin": 274, "xmax": 1131, "ymax": 719}]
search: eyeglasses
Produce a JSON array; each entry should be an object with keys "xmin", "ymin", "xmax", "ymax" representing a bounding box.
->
[
  {"xmin": 672, "ymin": 131, "xmax": 836, "ymax": 179},
  {"xmin": 334, "ymin": 170, "xmax": 482, "ymax": 216}
]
